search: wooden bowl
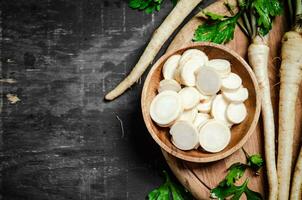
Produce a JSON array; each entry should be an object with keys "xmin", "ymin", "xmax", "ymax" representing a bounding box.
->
[{"xmin": 141, "ymin": 42, "xmax": 261, "ymax": 163}]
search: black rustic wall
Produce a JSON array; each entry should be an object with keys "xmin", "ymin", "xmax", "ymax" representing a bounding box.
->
[{"xmin": 0, "ymin": 0, "xmax": 209, "ymax": 199}]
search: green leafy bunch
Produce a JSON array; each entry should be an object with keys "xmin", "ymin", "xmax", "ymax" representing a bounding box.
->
[
  {"xmin": 193, "ymin": 12, "xmax": 240, "ymax": 44},
  {"xmin": 250, "ymin": 0, "xmax": 282, "ymax": 35},
  {"xmin": 210, "ymin": 154, "xmax": 264, "ymax": 200},
  {"xmin": 147, "ymin": 171, "xmax": 193, "ymax": 200},
  {"xmin": 194, "ymin": 0, "xmax": 282, "ymax": 43},
  {"xmin": 129, "ymin": 0, "xmax": 177, "ymax": 14}
]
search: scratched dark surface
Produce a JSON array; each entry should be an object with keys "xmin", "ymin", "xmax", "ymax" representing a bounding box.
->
[{"xmin": 0, "ymin": 0, "xmax": 210, "ymax": 199}]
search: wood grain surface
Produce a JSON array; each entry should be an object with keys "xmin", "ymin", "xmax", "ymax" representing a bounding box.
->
[{"xmin": 159, "ymin": 1, "xmax": 302, "ymax": 199}]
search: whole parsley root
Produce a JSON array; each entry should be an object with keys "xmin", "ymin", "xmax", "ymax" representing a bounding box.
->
[
  {"xmin": 278, "ymin": 30, "xmax": 302, "ymax": 200},
  {"xmin": 105, "ymin": 0, "xmax": 203, "ymax": 100},
  {"xmin": 277, "ymin": 0, "xmax": 302, "ymax": 198}
]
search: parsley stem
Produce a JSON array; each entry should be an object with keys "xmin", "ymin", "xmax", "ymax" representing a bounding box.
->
[
  {"xmin": 242, "ymin": 12, "xmax": 252, "ymax": 37},
  {"xmin": 237, "ymin": 20, "xmax": 250, "ymax": 37},
  {"xmin": 250, "ymin": 11, "xmax": 257, "ymax": 38},
  {"xmin": 296, "ymin": 0, "xmax": 302, "ymax": 16},
  {"xmin": 289, "ymin": 0, "xmax": 294, "ymax": 25}
]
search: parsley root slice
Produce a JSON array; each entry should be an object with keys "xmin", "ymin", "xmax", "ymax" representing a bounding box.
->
[
  {"xmin": 105, "ymin": 0, "xmax": 203, "ymax": 100},
  {"xmin": 170, "ymin": 121, "xmax": 199, "ymax": 150},
  {"xmin": 162, "ymin": 54, "xmax": 181, "ymax": 80},
  {"xmin": 150, "ymin": 91, "xmax": 183, "ymax": 127},
  {"xmin": 278, "ymin": 31, "xmax": 302, "ymax": 200},
  {"xmin": 158, "ymin": 79, "xmax": 181, "ymax": 93},
  {"xmin": 199, "ymin": 120, "xmax": 231, "ymax": 153}
]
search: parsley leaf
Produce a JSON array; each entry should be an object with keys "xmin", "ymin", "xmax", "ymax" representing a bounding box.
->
[
  {"xmin": 251, "ymin": 0, "xmax": 282, "ymax": 35},
  {"xmin": 129, "ymin": 0, "xmax": 177, "ymax": 13},
  {"xmin": 193, "ymin": 13, "xmax": 240, "ymax": 44},
  {"xmin": 220, "ymin": 163, "xmax": 248, "ymax": 187},
  {"xmin": 147, "ymin": 171, "xmax": 193, "ymax": 200},
  {"xmin": 210, "ymin": 154, "xmax": 264, "ymax": 199},
  {"xmin": 247, "ymin": 154, "xmax": 264, "ymax": 172},
  {"xmin": 211, "ymin": 179, "xmax": 263, "ymax": 200},
  {"xmin": 203, "ymin": 11, "xmax": 227, "ymax": 20}
]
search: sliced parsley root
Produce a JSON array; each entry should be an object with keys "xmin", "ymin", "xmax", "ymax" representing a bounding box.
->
[{"xmin": 105, "ymin": 0, "xmax": 202, "ymax": 100}]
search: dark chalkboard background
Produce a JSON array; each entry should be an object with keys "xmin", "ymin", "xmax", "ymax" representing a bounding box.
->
[{"xmin": 0, "ymin": 1, "xmax": 210, "ymax": 199}]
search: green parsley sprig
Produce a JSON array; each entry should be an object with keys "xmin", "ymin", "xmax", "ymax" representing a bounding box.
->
[
  {"xmin": 147, "ymin": 171, "xmax": 193, "ymax": 200},
  {"xmin": 210, "ymin": 153, "xmax": 264, "ymax": 200},
  {"xmin": 193, "ymin": 0, "xmax": 282, "ymax": 43},
  {"xmin": 129, "ymin": 0, "xmax": 178, "ymax": 14}
]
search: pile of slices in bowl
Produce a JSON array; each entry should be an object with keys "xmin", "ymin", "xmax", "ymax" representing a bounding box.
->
[{"xmin": 149, "ymin": 49, "xmax": 249, "ymax": 153}]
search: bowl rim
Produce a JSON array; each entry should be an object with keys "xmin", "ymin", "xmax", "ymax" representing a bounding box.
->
[{"xmin": 141, "ymin": 42, "xmax": 261, "ymax": 163}]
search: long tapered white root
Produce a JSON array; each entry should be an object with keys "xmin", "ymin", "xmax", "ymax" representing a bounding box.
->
[
  {"xmin": 277, "ymin": 31, "xmax": 302, "ymax": 200},
  {"xmin": 248, "ymin": 36, "xmax": 278, "ymax": 200},
  {"xmin": 105, "ymin": 0, "xmax": 203, "ymax": 100},
  {"xmin": 290, "ymin": 149, "xmax": 302, "ymax": 200}
]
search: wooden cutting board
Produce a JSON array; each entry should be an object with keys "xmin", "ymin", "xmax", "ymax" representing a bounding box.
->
[{"xmin": 161, "ymin": 2, "xmax": 302, "ymax": 199}]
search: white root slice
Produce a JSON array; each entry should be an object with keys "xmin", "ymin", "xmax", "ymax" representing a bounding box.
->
[
  {"xmin": 158, "ymin": 79, "xmax": 181, "ymax": 93},
  {"xmin": 179, "ymin": 49, "xmax": 208, "ymax": 67},
  {"xmin": 162, "ymin": 54, "xmax": 181, "ymax": 80},
  {"xmin": 177, "ymin": 107, "xmax": 198, "ymax": 123},
  {"xmin": 105, "ymin": 0, "xmax": 203, "ymax": 100},
  {"xmin": 196, "ymin": 67, "xmax": 221, "ymax": 95},
  {"xmin": 170, "ymin": 121, "xmax": 199, "ymax": 150},
  {"xmin": 198, "ymin": 90, "xmax": 211, "ymax": 101},
  {"xmin": 150, "ymin": 91, "xmax": 183, "ymax": 126},
  {"xmin": 180, "ymin": 60, "xmax": 203, "ymax": 86},
  {"xmin": 211, "ymin": 94, "xmax": 233, "ymax": 127},
  {"xmin": 193, "ymin": 113, "xmax": 210, "ymax": 130},
  {"xmin": 196, "ymin": 95, "xmax": 215, "ymax": 113},
  {"xmin": 199, "ymin": 120, "xmax": 231, "ymax": 153},
  {"xmin": 221, "ymin": 73, "xmax": 242, "ymax": 92},
  {"xmin": 222, "ymin": 87, "xmax": 249, "ymax": 103},
  {"xmin": 226, "ymin": 103, "xmax": 247, "ymax": 124},
  {"xmin": 206, "ymin": 59, "xmax": 231, "ymax": 77},
  {"xmin": 178, "ymin": 87, "xmax": 201, "ymax": 110}
]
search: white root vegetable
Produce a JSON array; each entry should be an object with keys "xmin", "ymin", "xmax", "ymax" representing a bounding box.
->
[
  {"xmin": 222, "ymin": 87, "xmax": 248, "ymax": 103},
  {"xmin": 221, "ymin": 73, "xmax": 242, "ymax": 91},
  {"xmin": 226, "ymin": 103, "xmax": 247, "ymax": 124},
  {"xmin": 105, "ymin": 0, "xmax": 203, "ymax": 100},
  {"xmin": 162, "ymin": 55, "xmax": 181, "ymax": 80},
  {"xmin": 193, "ymin": 113, "xmax": 210, "ymax": 130},
  {"xmin": 170, "ymin": 121, "xmax": 199, "ymax": 150},
  {"xmin": 290, "ymin": 148, "xmax": 302, "ymax": 200},
  {"xmin": 158, "ymin": 79, "xmax": 181, "ymax": 93},
  {"xmin": 177, "ymin": 107, "xmax": 198, "ymax": 123},
  {"xmin": 248, "ymin": 36, "xmax": 278, "ymax": 200},
  {"xmin": 196, "ymin": 95, "xmax": 215, "ymax": 113},
  {"xmin": 206, "ymin": 59, "xmax": 231, "ymax": 77},
  {"xmin": 199, "ymin": 120, "xmax": 231, "ymax": 153},
  {"xmin": 179, "ymin": 87, "xmax": 201, "ymax": 110},
  {"xmin": 211, "ymin": 94, "xmax": 233, "ymax": 127},
  {"xmin": 180, "ymin": 60, "xmax": 203, "ymax": 86},
  {"xmin": 196, "ymin": 67, "xmax": 221, "ymax": 95},
  {"xmin": 277, "ymin": 31, "xmax": 302, "ymax": 200},
  {"xmin": 198, "ymin": 90, "xmax": 211, "ymax": 101},
  {"xmin": 150, "ymin": 91, "xmax": 183, "ymax": 126},
  {"xmin": 179, "ymin": 49, "xmax": 208, "ymax": 67}
]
